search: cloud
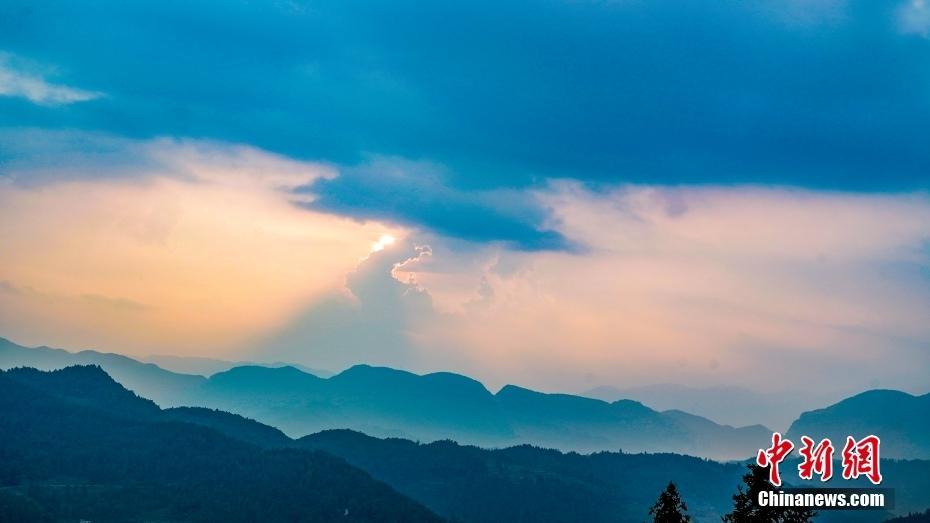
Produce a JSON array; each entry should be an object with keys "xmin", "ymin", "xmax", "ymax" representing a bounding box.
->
[
  {"xmin": 0, "ymin": 53, "xmax": 101, "ymax": 105},
  {"xmin": 4, "ymin": 137, "xmax": 929, "ymax": 397},
  {"xmin": 299, "ymin": 156, "xmax": 572, "ymax": 250},
  {"xmin": 0, "ymin": 280, "xmax": 21, "ymax": 295},
  {"xmin": 255, "ymin": 238, "xmax": 438, "ymax": 370},
  {"xmin": 0, "ymin": 280, "xmax": 151, "ymax": 312},
  {"xmin": 0, "ymin": 129, "xmax": 335, "ymax": 188},
  {"xmin": 0, "ymin": 136, "xmax": 401, "ymax": 354},
  {"xmin": 259, "ymin": 183, "xmax": 930, "ymax": 395},
  {"xmin": 79, "ymin": 293, "xmax": 152, "ymax": 312},
  {"xmin": 2, "ymin": 1, "xmax": 930, "ymax": 245},
  {"xmin": 898, "ymin": 0, "xmax": 930, "ymax": 37}
]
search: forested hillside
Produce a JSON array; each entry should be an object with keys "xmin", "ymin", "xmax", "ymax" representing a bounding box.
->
[{"xmin": 0, "ymin": 366, "xmax": 442, "ymax": 523}]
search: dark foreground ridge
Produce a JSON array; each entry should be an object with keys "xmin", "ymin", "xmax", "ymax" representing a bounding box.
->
[{"xmin": 0, "ymin": 365, "xmax": 442, "ymax": 523}]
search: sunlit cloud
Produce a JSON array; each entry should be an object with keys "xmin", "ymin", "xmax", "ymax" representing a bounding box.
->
[
  {"xmin": 370, "ymin": 234, "xmax": 396, "ymax": 253},
  {"xmin": 2, "ymin": 129, "xmax": 929, "ymax": 400},
  {"xmin": 381, "ymin": 183, "xmax": 930, "ymax": 395},
  {"xmin": 0, "ymin": 134, "xmax": 403, "ymax": 355}
]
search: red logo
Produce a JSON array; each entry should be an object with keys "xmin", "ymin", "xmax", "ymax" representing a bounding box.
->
[
  {"xmin": 757, "ymin": 433, "xmax": 882, "ymax": 486},
  {"xmin": 756, "ymin": 432, "xmax": 794, "ymax": 487},
  {"xmin": 841, "ymin": 435, "xmax": 883, "ymax": 485},
  {"xmin": 798, "ymin": 436, "xmax": 834, "ymax": 482}
]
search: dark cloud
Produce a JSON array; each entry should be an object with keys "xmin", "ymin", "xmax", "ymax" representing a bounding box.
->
[
  {"xmin": 298, "ymin": 157, "xmax": 573, "ymax": 250},
  {"xmin": 2, "ymin": 0, "xmax": 929, "ymax": 247}
]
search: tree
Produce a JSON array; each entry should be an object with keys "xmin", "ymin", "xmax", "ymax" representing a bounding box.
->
[
  {"xmin": 649, "ymin": 481, "xmax": 691, "ymax": 523},
  {"xmin": 722, "ymin": 464, "xmax": 814, "ymax": 523}
]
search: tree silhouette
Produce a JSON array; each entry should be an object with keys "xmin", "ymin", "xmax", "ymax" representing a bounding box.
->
[
  {"xmin": 649, "ymin": 481, "xmax": 691, "ymax": 523},
  {"xmin": 722, "ymin": 464, "xmax": 814, "ymax": 523}
]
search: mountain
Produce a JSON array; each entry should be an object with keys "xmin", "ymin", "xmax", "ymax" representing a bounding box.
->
[
  {"xmin": 662, "ymin": 409, "xmax": 771, "ymax": 458},
  {"xmin": 11, "ymin": 336, "xmax": 927, "ymax": 462},
  {"xmin": 0, "ymin": 338, "xmax": 773, "ymax": 460},
  {"xmin": 299, "ymin": 429, "xmax": 743, "ymax": 523},
  {"xmin": 493, "ymin": 385, "xmax": 771, "ymax": 458},
  {"xmin": 144, "ymin": 353, "xmax": 334, "ymax": 378},
  {"xmin": 3, "ymin": 364, "xmax": 929, "ymax": 523},
  {"xmin": 583, "ymin": 383, "xmax": 840, "ymax": 431},
  {"xmin": 4, "ymin": 365, "xmax": 162, "ymax": 421},
  {"xmin": 194, "ymin": 364, "xmax": 769, "ymax": 460},
  {"xmin": 297, "ymin": 430, "xmax": 930, "ymax": 523},
  {"xmin": 0, "ymin": 365, "xmax": 443, "ymax": 523},
  {"xmin": 327, "ymin": 365, "xmax": 514, "ymax": 442},
  {"xmin": 786, "ymin": 389, "xmax": 930, "ymax": 459},
  {"xmin": 0, "ymin": 336, "xmax": 204, "ymax": 406},
  {"xmin": 194, "ymin": 364, "xmax": 514, "ymax": 445},
  {"xmin": 162, "ymin": 406, "xmax": 293, "ymax": 448},
  {"xmin": 495, "ymin": 384, "xmax": 691, "ymax": 453}
]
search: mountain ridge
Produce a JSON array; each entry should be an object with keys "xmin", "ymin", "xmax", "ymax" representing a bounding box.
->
[
  {"xmin": 0, "ymin": 364, "xmax": 444, "ymax": 522},
  {"xmin": 7, "ymin": 364, "xmax": 930, "ymax": 523},
  {"xmin": 786, "ymin": 389, "xmax": 930, "ymax": 459},
  {"xmin": 6, "ymin": 336, "xmax": 928, "ymax": 461},
  {"xmin": 196, "ymin": 362, "xmax": 771, "ymax": 459}
]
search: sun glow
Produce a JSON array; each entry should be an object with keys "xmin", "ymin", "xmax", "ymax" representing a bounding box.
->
[{"xmin": 371, "ymin": 234, "xmax": 396, "ymax": 253}]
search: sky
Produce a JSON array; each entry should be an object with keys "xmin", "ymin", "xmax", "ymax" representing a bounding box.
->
[{"xmin": 1, "ymin": 0, "xmax": 929, "ymax": 397}]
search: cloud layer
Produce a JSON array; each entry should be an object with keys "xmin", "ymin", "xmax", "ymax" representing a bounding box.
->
[
  {"xmin": 2, "ymin": 0, "xmax": 930, "ymax": 245},
  {"xmin": 0, "ymin": 136, "xmax": 400, "ymax": 354},
  {"xmin": 387, "ymin": 184, "xmax": 930, "ymax": 394},
  {"xmin": 2, "ymin": 135, "xmax": 928, "ymax": 397}
]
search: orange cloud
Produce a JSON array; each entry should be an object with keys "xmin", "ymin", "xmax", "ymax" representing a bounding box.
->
[{"xmin": 0, "ymin": 140, "xmax": 404, "ymax": 356}]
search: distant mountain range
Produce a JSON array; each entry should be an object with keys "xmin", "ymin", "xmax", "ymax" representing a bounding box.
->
[
  {"xmin": 0, "ymin": 336, "xmax": 205, "ymax": 406},
  {"xmin": 189, "ymin": 363, "xmax": 776, "ymax": 460},
  {"xmin": 2, "ymin": 336, "xmax": 928, "ymax": 462},
  {"xmin": 583, "ymin": 383, "xmax": 842, "ymax": 431},
  {"xmin": 0, "ymin": 365, "xmax": 441, "ymax": 522},
  {"xmin": 0, "ymin": 337, "xmax": 769, "ymax": 460},
  {"xmin": 787, "ymin": 389, "xmax": 930, "ymax": 460},
  {"xmin": 143, "ymin": 353, "xmax": 334, "ymax": 378},
  {"xmin": 4, "ymin": 365, "xmax": 929, "ymax": 523}
]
